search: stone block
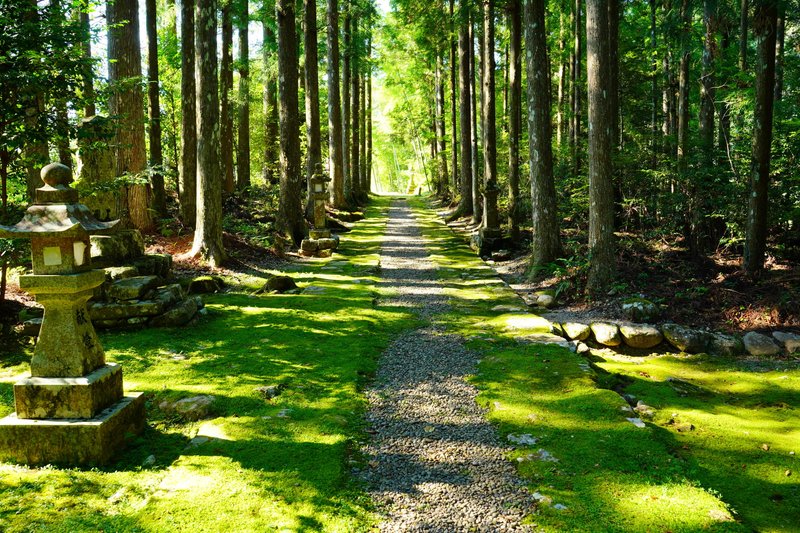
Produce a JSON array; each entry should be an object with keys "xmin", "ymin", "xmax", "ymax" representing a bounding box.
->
[
  {"xmin": 743, "ymin": 331, "xmax": 781, "ymax": 356},
  {"xmin": 662, "ymin": 323, "xmax": 711, "ymax": 353},
  {"xmin": 300, "ymin": 239, "xmax": 319, "ymax": 252},
  {"xmin": 773, "ymin": 331, "xmax": 800, "ymax": 353},
  {"xmin": 709, "ymin": 333, "xmax": 744, "ymax": 356},
  {"xmin": 620, "ymin": 324, "xmax": 663, "ymax": 349},
  {"xmin": 188, "ymin": 276, "xmax": 223, "ymax": 294},
  {"xmin": 309, "ymin": 229, "xmax": 331, "ymax": 240},
  {"xmin": 316, "ymin": 237, "xmax": 339, "ymax": 251},
  {"xmin": 88, "ymin": 299, "xmax": 166, "ymax": 321},
  {"xmin": 107, "ymin": 275, "xmax": 160, "ymax": 301},
  {"xmin": 102, "ymin": 266, "xmax": 139, "ymax": 281},
  {"xmin": 133, "ymin": 253, "xmax": 172, "ymax": 278},
  {"xmin": 317, "ymin": 249, "xmax": 333, "ymax": 258},
  {"xmin": 149, "ymin": 298, "xmax": 198, "ymax": 327},
  {"xmin": 14, "ymin": 364, "xmax": 123, "ymax": 419},
  {"xmin": 562, "ymin": 322, "xmax": 591, "ymax": 341},
  {"xmin": 621, "ymin": 297, "xmax": 660, "ymax": 322},
  {"xmin": 90, "ymin": 230, "xmax": 144, "ymax": 264},
  {"xmin": 591, "ymin": 322, "xmax": 622, "ymax": 347},
  {"xmin": 0, "ymin": 393, "xmax": 146, "ymax": 466}
]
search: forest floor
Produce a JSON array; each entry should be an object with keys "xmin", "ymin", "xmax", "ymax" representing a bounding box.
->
[{"xmin": 0, "ymin": 196, "xmax": 798, "ymax": 531}]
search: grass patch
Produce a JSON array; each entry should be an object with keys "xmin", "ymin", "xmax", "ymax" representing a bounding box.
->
[
  {"xmin": 407, "ymin": 196, "xmax": 781, "ymax": 532},
  {"xmin": 0, "ymin": 196, "xmax": 417, "ymax": 532}
]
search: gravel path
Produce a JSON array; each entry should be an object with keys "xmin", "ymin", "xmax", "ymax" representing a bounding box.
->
[{"xmin": 360, "ymin": 199, "xmax": 534, "ymax": 532}]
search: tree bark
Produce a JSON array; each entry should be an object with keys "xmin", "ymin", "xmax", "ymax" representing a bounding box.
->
[
  {"xmin": 276, "ymin": 0, "xmax": 305, "ymax": 244},
  {"xmin": 79, "ymin": 11, "xmax": 95, "ymax": 117},
  {"xmin": 740, "ymin": 0, "xmax": 749, "ymax": 71},
  {"xmin": 146, "ymin": 0, "xmax": 166, "ymax": 218},
  {"xmin": 608, "ymin": 0, "xmax": 620, "ymax": 149},
  {"xmin": 327, "ymin": 0, "xmax": 345, "ymax": 207},
  {"xmin": 481, "ymin": 0, "xmax": 497, "ymax": 231},
  {"xmin": 571, "ymin": 0, "xmax": 582, "ymax": 174},
  {"xmin": 190, "ymin": 0, "xmax": 226, "ymax": 265},
  {"xmin": 367, "ymin": 69, "xmax": 373, "ymax": 194},
  {"xmin": 262, "ymin": 23, "xmax": 279, "ymax": 185},
  {"xmin": 471, "ymin": 15, "xmax": 481, "ymax": 225},
  {"xmin": 651, "ymin": 0, "xmax": 659, "ymax": 167},
  {"xmin": 456, "ymin": 4, "xmax": 473, "ymax": 218},
  {"xmin": 507, "ymin": 0, "xmax": 521, "ymax": 241},
  {"xmin": 304, "ymin": 0, "xmax": 321, "ymax": 188},
  {"xmin": 220, "ymin": 1, "xmax": 235, "ymax": 193},
  {"xmin": 556, "ymin": 0, "xmax": 569, "ymax": 147},
  {"xmin": 586, "ymin": 0, "xmax": 616, "ymax": 294},
  {"xmin": 108, "ymin": 0, "xmax": 152, "ymax": 231},
  {"xmin": 237, "ymin": 0, "xmax": 250, "ymax": 189},
  {"xmin": 435, "ymin": 51, "xmax": 449, "ymax": 198},
  {"xmin": 525, "ymin": 0, "xmax": 561, "ymax": 265},
  {"xmin": 359, "ymin": 43, "xmax": 368, "ymax": 198},
  {"xmin": 342, "ymin": 11, "xmax": 352, "ymax": 202},
  {"xmin": 180, "ymin": 0, "xmax": 197, "ymax": 226},
  {"xmin": 449, "ymin": 0, "xmax": 458, "ymax": 195},
  {"xmin": 745, "ymin": 0, "xmax": 778, "ymax": 272},
  {"xmin": 774, "ymin": 4, "xmax": 784, "ymax": 101},
  {"xmin": 351, "ymin": 17, "xmax": 361, "ymax": 202},
  {"xmin": 677, "ymin": 0, "xmax": 690, "ymax": 171}
]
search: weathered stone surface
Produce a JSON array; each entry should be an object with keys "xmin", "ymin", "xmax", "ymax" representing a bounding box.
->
[
  {"xmin": 89, "ymin": 299, "xmax": 166, "ymax": 321},
  {"xmin": 309, "ymin": 229, "xmax": 331, "ymax": 240},
  {"xmin": 260, "ymin": 275, "xmax": 298, "ymax": 294},
  {"xmin": 188, "ymin": 276, "xmax": 223, "ymax": 294},
  {"xmin": 154, "ymin": 284, "xmax": 185, "ymax": 308},
  {"xmin": 743, "ymin": 332, "xmax": 781, "ymax": 356},
  {"xmin": 491, "ymin": 249, "xmax": 512, "ymax": 262},
  {"xmin": 621, "ymin": 297, "xmax": 660, "ymax": 322},
  {"xmin": 709, "ymin": 333, "xmax": 745, "ymax": 356},
  {"xmin": 591, "ymin": 322, "xmax": 622, "ymax": 347},
  {"xmin": 562, "ymin": 322, "xmax": 591, "ymax": 341},
  {"xmin": 133, "ymin": 253, "xmax": 172, "ymax": 278},
  {"xmin": 316, "ymin": 237, "xmax": 339, "ymax": 250},
  {"xmin": 254, "ymin": 385, "xmax": 282, "ymax": 399},
  {"xmin": 301, "ymin": 239, "xmax": 319, "ymax": 252},
  {"xmin": 620, "ymin": 324, "xmax": 663, "ymax": 349},
  {"xmin": 20, "ymin": 270, "xmax": 107, "ymax": 378},
  {"xmin": 533, "ymin": 290, "xmax": 556, "ymax": 308},
  {"xmin": 773, "ymin": 331, "xmax": 800, "ymax": 353},
  {"xmin": 0, "ymin": 392, "xmax": 145, "ymax": 466},
  {"xmin": 14, "ymin": 364, "xmax": 123, "ymax": 419},
  {"xmin": 317, "ymin": 249, "xmax": 333, "ymax": 258},
  {"xmin": 550, "ymin": 322, "xmax": 565, "ymax": 337},
  {"xmin": 90, "ymin": 230, "xmax": 144, "ymax": 264},
  {"xmin": 662, "ymin": 323, "xmax": 710, "ymax": 353},
  {"xmin": 160, "ymin": 395, "xmax": 215, "ymax": 421},
  {"xmin": 149, "ymin": 298, "xmax": 198, "ymax": 327},
  {"xmin": 102, "ymin": 266, "xmax": 139, "ymax": 281},
  {"xmin": 107, "ymin": 275, "xmax": 160, "ymax": 301}
]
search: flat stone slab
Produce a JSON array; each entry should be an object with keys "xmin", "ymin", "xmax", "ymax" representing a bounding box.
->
[
  {"xmin": 107, "ymin": 275, "xmax": 159, "ymax": 301},
  {"xmin": 0, "ymin": 393, "xmax": 145, "ymax": 466},
  {"xmin": 15, "ymin": 363, "xmax": 123, "ymax": 419},
  {"xmin": 619, "ymin": 324, "xmax": 663, "ymax": 349}
]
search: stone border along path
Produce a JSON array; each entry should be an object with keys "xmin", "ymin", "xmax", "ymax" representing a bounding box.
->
[{"xmin": 359, "ymin": 199, "xmax": 535, "ymax": 532}]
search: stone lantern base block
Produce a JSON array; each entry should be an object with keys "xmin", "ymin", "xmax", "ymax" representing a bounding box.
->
[
  {"xmin": 14, "ymin": 363, "xmax": 124, "ymax": 419},
  {"xmin": 0, "ymin": 392, "xmax": 146, "ymax": 466},
  {"xmin": 300, "ymin": 234, "xmax": 339, "ymax": 257},
  {"xmin": 309, "ymin": 229, "xmax": 331, "ymax": 240}
]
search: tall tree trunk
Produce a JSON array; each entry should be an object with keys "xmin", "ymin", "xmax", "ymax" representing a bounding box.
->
[
  {"xmin": 456, "ymin": 4, "xmax": 473, "ymax": 218},
  {"xmin": 220, "ymin": 1, "xmax": 235, "ymax": 193},
  {"xmin": 481, "ymin": 0, "xmax": 497, "ymax": 232},
  {"xmin": 237, "ymin": 0, "xmax": 250, "ymax": 189},
  {"xmin": 342, "ymin": 11, "xmax": 352, "ymax": 202},
  {"xmin": 146, "ymin": 0, "xmax": 166, "ymax": 218},
  {"xmin": 471, "ymin": 15, "xmax": 481, "ymax": 225},
  {"xmin": 435, "ymin": 51, "xmax": 449, "ymax": 198},
  {"xmin": 556, "ymin": 0, "xmax": 569, "ymax": 148},
  {"xmin": 608, "ymin": 0, "xmax": 620, "ymax": 149},
  {"xmin": 79, "ymin": 11, "xmax": 96, "ymax": 117},
  {"xmin": 327, "ymin": 0, "xmax": 345, "ymax": 207},
  {"xmin": 740, "ymin": 0, "xmax": 749, "ymax": 71},
  {"xmin": 773, "ymin": 4, "xmax": 784, "ymax": 101},
  {"xmin": 304, "ymin": 0, "xmax": 322, "ymax": 211},
  {"xmin": 571, "ymin": 0, "xmax": 582, "ymax": 174},
  {"xmin": 745, "ymin": 0, "xmax": 778, "ymax": 272},
  {"xmin": 108, "ymin": 0, "xmax": 152, "ymax": 231},
  {"xmin": 651, "ymin": 0, "xmax": 659, "ymax": 167},
  {"xmin": 449, "ymin": 0, "xmax": 458, "ymax": 195},
  {"xmin": 360, "ymin": 44, "xmax": 368, "ymax": 198},
  {"xmin": 351, "ymin": 17, "xmax": 361, "ymax": 202},
  {"xmin": 191, "ymin": 0, "xmax": 226, "ymax": 265},
  {"xmin": 508, "ymin": 0, "xmax": 521, "ymax": 241},
  {"xmin": 263, "ymin": 23, "xmax": 279, "ymax": 185},
  {"xmin": 718, "ymin": 26, "xmax": 732, "ymax": 154},
  {"xmin": 677, "ymin": 0, "xmax": 690, "ymax": 171},
  {"xmin": 586, "ymin": 0, "xmax": 615, "ymax": 294},
  {"xmin": 180, "ymin": 0, "xmax": 197, "ymax": 226},
  {"xmin": 276, "ymin": 0, "xmax": 304, "ymax": 244},
  {"xmin": 525, "ymin": 0, "xmax": 561, "ymax": 264},
  {"xmin": 367, "ymin": 69, "xmax": 373, "ymax": 194}
]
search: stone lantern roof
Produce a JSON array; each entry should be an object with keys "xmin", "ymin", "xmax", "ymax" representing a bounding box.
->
[{"xmin": 0, "ymin": 162, "xmax": 118, "ymax": 240}]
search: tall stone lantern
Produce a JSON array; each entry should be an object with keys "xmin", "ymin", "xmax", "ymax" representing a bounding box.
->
[
  {"xmin": 300, "ymin": 164, "xmax": 339, "ymax": 257},
  {"xmin": 0, "ymin": 163, "xmax": 145, "ymax": 465}
]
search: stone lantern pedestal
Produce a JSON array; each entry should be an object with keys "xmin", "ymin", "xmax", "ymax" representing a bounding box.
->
[
  {"xmin": 476, "ymin": 185, "xmax": 502, "ymax": 255},
  {"xmin": 300, "ymin": 165, "xmax": 339, "ymax": 258},
  {"xmin": 0, "ymin": 163, "xmax": 145, "ymax": 466}
]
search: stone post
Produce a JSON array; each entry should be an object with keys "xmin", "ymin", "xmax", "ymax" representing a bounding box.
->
[{"xmin": 77, "ymin": 115, "xmax": 119, "ymax": 221}]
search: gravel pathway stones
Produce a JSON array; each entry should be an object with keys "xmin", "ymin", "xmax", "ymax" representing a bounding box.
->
[{"xmin": 360, "ymin": 200, "xmax": 534, "ymax": 532}]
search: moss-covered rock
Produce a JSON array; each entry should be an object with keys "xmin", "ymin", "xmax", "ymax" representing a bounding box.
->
[{"xmin": 621, "ymin": 297, "xmax": 660, "ymax": 322}]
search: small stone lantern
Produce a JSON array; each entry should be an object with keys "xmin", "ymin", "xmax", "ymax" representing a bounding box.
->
[
  {"xmin": 300, "ymin": 164, "xmax": 339, "ymax": 257},
  {"xmin": 0, "ymin": 163, "xmax": 145, "ymax": 465},
  {"xmin": 480, "ymin": 182, "xmax": 502, "ymax": 241}
]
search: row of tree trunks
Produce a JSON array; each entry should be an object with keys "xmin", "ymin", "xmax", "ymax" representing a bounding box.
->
[
  {"xmin": 180, "ymin": 0, "xmax": 197, "ymax": 227},
  {"xmin": 507, "ymin": 0, "xmax": 521, "ymax": 242},
  {"xmin": 327, "ymin": 0, "xmax": 345, "ymax": 208},
  {"xmin": 237, "ymin": 1, "xmax": 250, "ymax": 190},
  {"xmin": 220, "ymin": 1, "xmax": 234, "ymax": 194},
  {"xmin": 145, "ymin": 0, "xmax": 166, "ymax": 219},
  {"xmin": 305, "ymin": 0, "xmax": 322, "ymax": 216}
]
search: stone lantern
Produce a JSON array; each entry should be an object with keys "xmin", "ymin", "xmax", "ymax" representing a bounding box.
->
[
  {"xmin": 300, "ymin": 164, "xmax": 339, "ymax": 257},
  {"xmin": 0, "ymin": 163, "xmax": 145, "ymax": 465}
]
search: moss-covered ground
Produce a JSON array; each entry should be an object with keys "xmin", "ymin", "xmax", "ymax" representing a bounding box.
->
[{"xmin": 0, "ymin": 195, "xmax": 797, "ymax": 532}]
